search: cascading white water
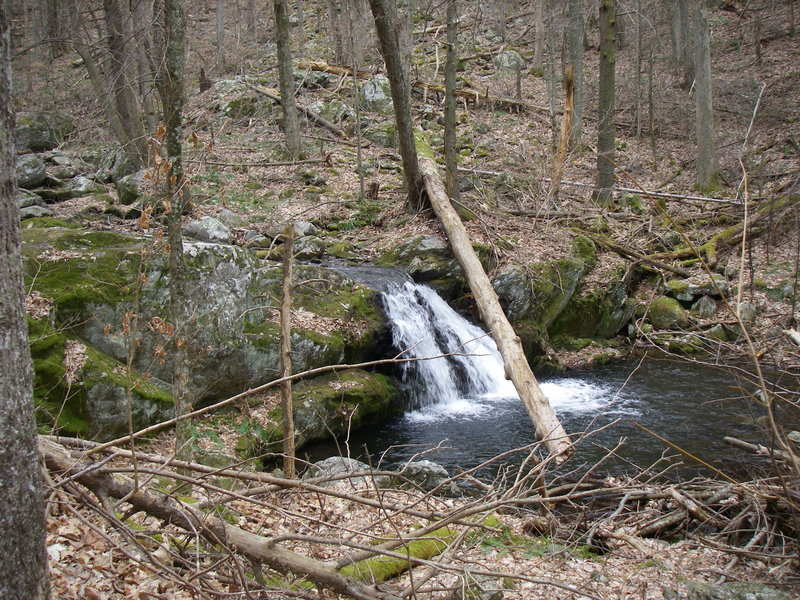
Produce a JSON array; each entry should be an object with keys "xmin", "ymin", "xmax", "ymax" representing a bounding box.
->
[{"xmin": 382, "ymin": 281, "xmax": 517, "ymax": 409}]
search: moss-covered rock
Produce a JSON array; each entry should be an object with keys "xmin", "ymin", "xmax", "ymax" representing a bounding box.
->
[
  {"xmin": 646, "ymin": 296, "xmax": 689, "ymax": 329},
  {"xmin": 376, "ymin": 235, "xmax": 495, "ymax": 299},
  {"xmin": 550, "ymin": 265, "xmax": 637, "ymax": 339},
  {"xmin": 23, "ymin": 226, "xmax": 388, "ymax": 436},
  {"xmin": 29, "ymin": 318, "xmax": 174, "ymax": 438},
  {"xmin": 236, "ymin": 369, "xmax": 403, "ymax": 461}
]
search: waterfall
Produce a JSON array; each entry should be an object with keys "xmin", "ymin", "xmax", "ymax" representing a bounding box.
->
[{"xmin": 382, "ymin": 282, "xmax": 517, "ymax": 409}]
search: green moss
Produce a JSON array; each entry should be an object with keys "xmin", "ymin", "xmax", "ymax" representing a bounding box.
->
[
  {"xmin": 647, "ymin": 296, "xmax": 689, "ymax": 329},
  {"xmin": 20, "ymin": 217, "xmax": 80, "ymax": 229},
  {"xmin": 28, "ymin": 317, "xmax": 173, "ymax": 437},
  {"xmin": 340, "ymin": 526, "xmax": 457, "ymax": 583},
  {"xmin": 23, "ymin": 228, "xmax": 143, "ymax": 320}
]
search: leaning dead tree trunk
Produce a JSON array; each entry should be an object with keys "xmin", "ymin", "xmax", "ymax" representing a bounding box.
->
[
  {"xmin": 416, "ymin": 144, "xmax": 572, "ymax": 460},
  {"xmin": 280, "ymin": 224, "xmax": 296, "ymax": 478}
]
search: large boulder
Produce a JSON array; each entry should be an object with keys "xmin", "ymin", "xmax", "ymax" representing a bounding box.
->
[
  {"xmin": 115, "ymin": 170, "xmax": 147, "ymax": 204},
  {"xmin": 359, "ymin": 74, "xmax": 393, "ymax": 113},
  {"xmin": 376, "ymin": 234, "xmax": 495, "ymax": 299},
  {"xmin": 16, "ymin": 154, "xmax": 46, "ymax": 188},
  {"xmin": 493, "ymin": 49, "xmax": 526, "ymax": 71},
  {"xmin": 645, "ymin": 296, "xmax": 689, "ymax": 329},
  {"xmin": 182, "ymin": 216, "xmax": 233, "ymax": 244},
  {"xmin": 22, "ymin": 225, "xmax": 388, "ymax": 437},
  {"xmin": 15, "ymin": 111, "xmax": 75, "ymax": 152}
]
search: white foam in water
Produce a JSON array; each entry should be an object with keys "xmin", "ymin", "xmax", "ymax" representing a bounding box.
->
[{"xmin": 383, "ymin": 282, "xmax": 638, "ymax": 423}]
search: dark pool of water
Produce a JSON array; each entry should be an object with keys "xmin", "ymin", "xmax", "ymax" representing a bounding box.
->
[{"xmin": 304, "ymin": 356, "xmax": 797, "ymax": 480}]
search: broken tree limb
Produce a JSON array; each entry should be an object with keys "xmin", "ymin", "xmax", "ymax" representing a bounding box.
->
[
  {"xmin": 588, "ymin": 234, "xmax": 692, "ymax": 278},
  {"xmin": 723, "ymin": 436, "xmax": 798, "ymax": 463},
  {"xmin": 246, "ymin": 82, "xmax": 350, "ymax": 139},
  {"xmin": 40, "ymin": 438, "xmax": 403, "ymax": 600},
  {"xmin": 296, "ymin": 60, "xmax": 549, "ymax": 114},
  {"xmin": 416, "ymin": 148, "xmax": 572, "ymax": 460}
]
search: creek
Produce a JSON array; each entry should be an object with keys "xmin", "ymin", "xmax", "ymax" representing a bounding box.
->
[{"xmin": 307, "ymin": 282, "xmax": 788, "ymax": 479}]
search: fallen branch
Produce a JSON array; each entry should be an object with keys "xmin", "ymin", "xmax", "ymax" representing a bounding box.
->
[
  {"xmin": 40, "ymin": 438, "xmax": 403, "ymax": 600},
  {"xmin": 296, "ymin": 60, "xmax": 549, "ymax": 114},
  {"xmin": 588, "ymin": 234, "xmax": 692, "ymax": 278},
  {"xmin": 246, "ymin": 82, "xmax": 350, "ymax": 139},
  {"xmin": 723, "ymin": 436, "xmax": 798, "ymax": 463}
]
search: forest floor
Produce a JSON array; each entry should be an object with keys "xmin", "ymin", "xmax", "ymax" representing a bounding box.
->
[{"xmin": 17, "ymin": 1, "xmax": 800, "ymax": 598}]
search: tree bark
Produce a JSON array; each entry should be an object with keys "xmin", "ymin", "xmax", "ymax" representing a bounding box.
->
[
  {"xmin": 103, "ymin": 0, "xmax": 150, "ymax": 168},
  {"xmin": 416, "ymin": 150, "xmax": 572, "ymax": 460},
  {"xmin": 158, "ymin": 0, "xmax": 191, "ymax": 463},
  {"xmin": 594, "ymin": 0, "xmax": 616, "ymax": 207},
  {"xmin": 677, "ymin": 0, "xmax": 694, "ymax": 89},
  {"xmin": 567, "ymin": 0, "xmax": 584, "ymax": 149},
  {"xmin": 0, "ymin": 4, "xmax": 49, "ymax": 596},
  {"xmin": 547, "ymin": 65, "xmax": 574, "ymax": 204},
  {"xmin": 443, "ymin": 0, "xmax": 459, "ymax": 204},
  {"xmin": 368, "ymin": 0, "xmax": 426, "ymax": 211},
  {"xmin": 216, "ymin": 0, "xmax": 225, "ymax": 69},
  {"xmin": 692, "ymin": 0, "xmax": 719, "ymax": 191},
  {"xmin": 273, "ymin": 0, "xmax": 302, "ymax": 158},
  {"xmin": 533, "ymin": 0, "xmax": 545, "ymax": 72},
  {"xmin": 280, "ymin": 224, "xmax": 296, "ymax": 478}
]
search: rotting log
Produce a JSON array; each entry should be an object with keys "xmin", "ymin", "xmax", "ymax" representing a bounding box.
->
[
  {"xmin": 40, "ymin": 438, "xmax": 403, "ymax": 600},
  {"xmin": 296, "ymin": 60, "xmax": 549, "ymax": 114},
  {"xmin": 416, "ymin": 144, "xmax": 572, "ymax": 461},
  {"xmin": 247, "ymin": 82, "xmax": 349, "ymax": 140}
]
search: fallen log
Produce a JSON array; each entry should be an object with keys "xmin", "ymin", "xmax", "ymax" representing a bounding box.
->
[
  {"xmin": 723, "ymin": 436, "xmax": 798, "ymax": 463},
  {"xmin": 417, "ymin": 147, "xmax": 572, "ymax": 460},
  {"xmin": 40, "ymin": 438, "xmax": 403, "ymax": 600},
  {"xmin": 296, "ymin": 60, "xmax": 549, "ymax": 114},
  {"xmin": 247, "ymin": 82, "xmax": 350, "ymax": 140}
]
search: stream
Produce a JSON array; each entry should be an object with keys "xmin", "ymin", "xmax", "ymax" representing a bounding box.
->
[{"xmin": 307, "ymin": 282, "xmax": 792, "ymax": 479}]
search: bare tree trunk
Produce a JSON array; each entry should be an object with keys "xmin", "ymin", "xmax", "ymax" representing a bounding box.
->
[
  {"xmin": 295, "ymin": 0, "xmax": 306, "ymax": 57},
  {"xmin": 547, "ymin": 65, "xmax": 574, "ymax": 204},
  {"xmin": 692, "ymin": 0, "xmax": 718, "ymax": 191},
  {"xmin": 274, "ymin": 0, "xmax": 302, "ymax": 158},
  {"xmin": 44, "ymin": 0, "xmax": 67, "ymax": 57},
  {"xmin": 280, "ymin": 225, "xmax": 296, "ymax": 478},
  {"xmin": 534, "ymin": 0, "xmax": 545, "ymax": 72},
  {"xmin": 246, "ymin": 0, "xmax": 258, "ymax": 42},
  {"xmin": 0, "ymin": 4, "xmax": 49, "ymax": 596},
  {"xmin": 444, "ymin": 0, "xmax": 459, "ymax": 204},
  {"xmin": 417, "ymin": 152, "xmax": 573, "ymax": 460},
  {"xmin": 368, "ymin": 0, "xmax": 426, "ymax": 211},
  {"xmin": 104, "ymin": 0, "xmax": 150, "ymax": 168},
  {"xmin": 677, "ymin": 0, "xmax": 693, "ymax": 88},
  {"xmin": 634, "ymin": 0, "xmax": 642, "ymax": 137},
  {"xmin": 595, "ymin": 0, "xmax": 616, "ymax": 207},
  {"xmin": 158, "ymin": 0, "xmax": 191, "ymax": 463},
  {"xmin": 216, "ymin": 0, "xmax": 225, "ymax": 69},
  {"xmin": 567, "ymin": 0, "xmax": 584, "ymax": 149}
]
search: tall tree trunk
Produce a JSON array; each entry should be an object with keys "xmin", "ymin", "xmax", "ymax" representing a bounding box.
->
[
  {"xmin": 547, "ymin": 65, "xmax": 574, "ymax": 204},
  {"xmin": 280, "ymin": 225, "xmax": 296, "ymax": 478},
  {"xmin": 533, "ymin": 0, "xmax": 545, "ymax": 72},
  {"xmin": 104, "ymin": 0, "xmax": 150, "ymax": 168},
  {"xmin": 368, "ymin": 0, "xmax": 426, "ymax": 211},
  {"xmin": 45, "ymin": 0, "xmax": 67, "ymax": 57},
  {"xmin": 443, "ymin": 0, "xmax": 459, "ymax": 203},
  {"xmin": 677, "ymin": 0, "xmax": 694, "ymax": 89},
  {"xmin": 567, "ymin": 0, "xmax": 584, "ymax": 149},
  {"xmin": 274, "ymin": 0, "xmax": 302, "ymax": 158},
  {"xmin": 158, "ymin": 0, "xmax": 190, "ymax": 463},
  {"xmin": 216, "ymin": 0, "xmax": 225, "ymax": 69},
  {"xmin": 0, "ymin": 3, "xmax": 49, "ymax": 597},
  {"xmin": 693, "ymin": 0, "xmax": 719, "ymax": 191},
  {"xmin": 595, "ymin": 0, "xmax": 616, "ymax": 207}
]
